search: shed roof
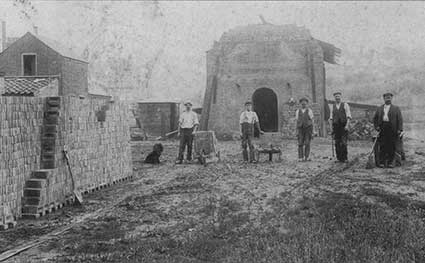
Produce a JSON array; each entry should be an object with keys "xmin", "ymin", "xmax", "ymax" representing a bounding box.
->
[{"xmin": 3, "ymin": 76, "xmax": 59, "ymax": 96}]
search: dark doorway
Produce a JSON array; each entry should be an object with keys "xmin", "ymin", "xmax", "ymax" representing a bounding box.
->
[
  {"xmin": 252, "ymin": 88, "xmax": 278, "ymax": 134},
  {"xmin": 23, "ymin": 54, "xmax": 36, "ymax": 76}
]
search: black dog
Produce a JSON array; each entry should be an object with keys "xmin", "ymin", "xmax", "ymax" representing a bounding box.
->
[{"xmin": 144, "ymin": 143, "xmax": 164, "ymax": 164}]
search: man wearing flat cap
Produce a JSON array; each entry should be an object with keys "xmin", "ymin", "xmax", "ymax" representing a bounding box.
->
[
  {"xmin": 329, "ymin": 92, "xmax": 352, "ymax": 163},
  {"xmin": 176, "ymin": 101, "xmax": 199, "ymax": 164},
  {"xmin": 373, "ymin": 92, "xmax": 403, "ymax": 168},
  {"xmin": 240, "ymin": 100, "xmax": 263, "ymax": 163},
  {"xmin": 295, "ymin": 97, "xmax": 316, "ymax": 161}
]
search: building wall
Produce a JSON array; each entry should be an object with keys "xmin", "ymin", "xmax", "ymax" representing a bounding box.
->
[
  {"xmin": 0, "ymin": 33, "xmax": 62, "ymax": 76},
  {"xmin": 133, "ymin": 102, "xmax": 179, "ymax": 137},
  {"xmin": 204, "ymin": 39, "xmax": 326, "ymax": 137},
  {"xmin": 0, "ymin": 96, "xmax": 132, "ymax": 218},
  {"xmin": 61, "ymin": 57, "xmax": 88, "ymax": 96}
]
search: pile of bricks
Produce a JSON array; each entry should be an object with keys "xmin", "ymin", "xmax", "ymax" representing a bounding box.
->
[
  {"xmin": 0, "ymin": 97, "xmax": 44, "ymax": 224},
  {"xmin": 1, "ymin": 96, "xmax": 133, "ymax": 222}
]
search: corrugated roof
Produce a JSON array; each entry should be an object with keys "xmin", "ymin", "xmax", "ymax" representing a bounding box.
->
[{"xmin": 3, "ymin": 76, "xmax": 58, "ymax": 96}]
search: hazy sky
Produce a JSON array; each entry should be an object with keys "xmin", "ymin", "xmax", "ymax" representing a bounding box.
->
[
  {"xmin": 3, "ymin": 1, "xmax": 425, "ymax": 51},
  {"xmin": 1, "ymin": 1, "xmax": 425, "ymax": 101}
]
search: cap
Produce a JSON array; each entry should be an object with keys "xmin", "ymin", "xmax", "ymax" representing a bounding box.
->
[
  {"xmin": 184, "ymin": 101, "xmax": 192, "ymax": 106},
  {"xmin": 333, "ymin": 92, "xmax": 342, "ymax": 96},
  {"xmin": 245, "ymin": 101, "xmax": 252, "ymax": 105},
  {"xmin": 299, "ymin": 97, "xmax": 309, "ymax": 103},
  {"xmin": 383, "ymin": 92, "xmax": 393, "ymax": 97}
]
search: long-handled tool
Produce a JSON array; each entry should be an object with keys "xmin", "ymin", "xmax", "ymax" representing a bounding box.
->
[
  {"xmin": 366, "ymin": 133, "xmax": 380, "ymax": 169},
  {"xmin": 63, "ymin": 149, "xmax": 83, "ymax": 204},
  {"xmin": 331, "ymin": 134, "xmax": 335, "ymax": 159}
]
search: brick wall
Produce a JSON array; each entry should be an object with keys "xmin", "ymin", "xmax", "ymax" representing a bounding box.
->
[
  {"xmin": 0, "ymin": 96, "xmax": 132, "ymax": 218},
  {"xmin": 0, "ymin": 96, "xmax": 45, "ymax": 216},
  {"xmin": 61, "ymin": 58, "xmax": 88, "ymax": 96}
]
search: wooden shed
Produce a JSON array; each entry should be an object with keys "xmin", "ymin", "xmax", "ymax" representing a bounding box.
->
[{"xmin": 132, "ymin": 101, "xmax": 180, "ymax": 138}]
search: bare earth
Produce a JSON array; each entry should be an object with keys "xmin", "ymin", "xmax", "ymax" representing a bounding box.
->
[{"xmin": 2, "ymin": 137, "xmax": 425, "ymax": 263}]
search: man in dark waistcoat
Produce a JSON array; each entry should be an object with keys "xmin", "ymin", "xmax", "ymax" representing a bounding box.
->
[
  {"xmin": 295, "ymin": 97, "xmax": 316, "ymax": 162},
  {"xmin": 373, "ymin": 92, "xmax": 403, "ymax": 168},
  {"xmin": 329, "ymin": 92, "xmax": 352, "ymax": 163}
]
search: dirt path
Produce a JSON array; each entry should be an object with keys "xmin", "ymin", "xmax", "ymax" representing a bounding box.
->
[{"xmin": 2, "ymin": 138, "xmax": 425, "ymax": 262}]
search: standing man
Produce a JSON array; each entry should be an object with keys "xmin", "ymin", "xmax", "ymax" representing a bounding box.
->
[
  {"xmin": 176, "ymin": 101, "xmax": 199, "ymax": 164},
  {"xmin": 240, "ymin": 101, "xmax": 263, "ymax": 163},
  {"xmin": 295, "ymin": 97, "xmax": 316, "ymax": 162},
  {"xmin": 329, "ymin": 92, "xmax": 352, "ymax": 163},
  {"xmin": 373, "ymin": 92, "xmax": 403, "ymax": 168}
]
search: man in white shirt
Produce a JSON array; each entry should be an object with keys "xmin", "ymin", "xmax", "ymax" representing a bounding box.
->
[
  {"xmin": 295, "ymin": 97, "xmax": 316, "ymax": 162},
  {"xmin": 329, "ymin": 92, "xmax": 352, "ymax": 163},
  {"xmin": 240, "ymin": 101, "xmax": 263, "ymax": 163},
  {"xmin": 176, "ymin": 101, "xmax": 199, "ymax": 164}
]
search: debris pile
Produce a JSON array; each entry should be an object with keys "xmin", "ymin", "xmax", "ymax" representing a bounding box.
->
[{"xmin": 348, "ymin": 119, "xmax": 376, "ymax": 140}]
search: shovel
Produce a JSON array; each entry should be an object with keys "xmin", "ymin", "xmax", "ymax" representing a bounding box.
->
[
  {"xmin": 63, "ymin": 149, "xmax": 83, "ymax": 204},
  {"xmin": 366, "ymin": 133, "xmax": 380, "ymax": 169}
]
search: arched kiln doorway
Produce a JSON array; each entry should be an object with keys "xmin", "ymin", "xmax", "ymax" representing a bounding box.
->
[{"xmin": 252, "ymin": 88, "xmax": 278, "ymax": 134}]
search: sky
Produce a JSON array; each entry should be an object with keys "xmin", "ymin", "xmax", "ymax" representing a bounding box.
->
[{"xmin": 1, "ymin": 1, "xmax": 425, "ymax": 102}]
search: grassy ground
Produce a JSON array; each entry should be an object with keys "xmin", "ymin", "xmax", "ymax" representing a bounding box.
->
[{"xmin": 3, "ymin": 138, "xmax": 425, "ymax": 263}]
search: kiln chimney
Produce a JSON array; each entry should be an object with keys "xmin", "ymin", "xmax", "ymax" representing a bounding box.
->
[
  {"xmin": 33, "ymin": 25, "xmax": 38, "ymax": 36},
  {"xmin": 1, "ymin": 21, "xmax": 6, "ymax": 52}
]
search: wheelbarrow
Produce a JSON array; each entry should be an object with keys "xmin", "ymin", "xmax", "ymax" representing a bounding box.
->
[{"xmin": 193, "ymin": 131, "xmax": 221, "ymax": 166}]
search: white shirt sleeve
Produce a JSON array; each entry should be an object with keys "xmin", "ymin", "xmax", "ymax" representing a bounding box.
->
[
  {"xmin": 308, "ymin": 109, "xmax": 314, "ymax": 120},
  {"xmin": 193, "ymin": 112, "xmax": 199, "ymax": 125},
  {"xmin": 344, "ymin": 103, "xmax": 352, "ymax": 119},
  {"xmin": 329, "ymin": 106, "xmax": 333, "ymax": 120},
  {"xmin": 253, "ymin": 112, "xmax": 259, "ymax": 123},
  {"xmin": 239, "ymin": 112, "xmax": 244, "ymax": 124},
  {"xmin": 295, "ymin": 109, "xmax": 299, "ymax": 120}
]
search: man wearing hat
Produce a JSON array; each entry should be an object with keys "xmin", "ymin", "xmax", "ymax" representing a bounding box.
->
[
  {"xmin": 373, "ymin": 92, "xmax": 403, "ymax": 168},
  {"xmin": 240, "ymin": 100, "xmax": 263, "ymax": 163},
  {"xmin": 329, "ymin": 92, "xmax": 352, "ymax": 163},
  {"xmin": 295, "ymin": 97, "xmax": 316, "ymax": 161},
  {"xmin": 176, "ymin": 101, "xmax": 199, "ymax": 164}
]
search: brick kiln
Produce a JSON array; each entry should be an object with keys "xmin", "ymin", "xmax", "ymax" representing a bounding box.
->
[{"xmin": 201, "ymin": 23, "xmax": 340, "ymax": 137}]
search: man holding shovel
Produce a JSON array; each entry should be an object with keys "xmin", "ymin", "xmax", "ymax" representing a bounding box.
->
[
  {"xmin": 329, "ymin": 92, "xmax": 352, "ymax": 163},
  {"xmin": 373, "ymin": 92, "xmax": 403, "ymax": 168}
]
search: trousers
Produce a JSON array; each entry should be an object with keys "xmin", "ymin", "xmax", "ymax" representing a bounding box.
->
[
  {"xmin": 241, "ymin": 132, "xmax": 255, "ymax": 162},
  {"xmin": 379, "ymin": 122, "xmax": 397, "ymax": 165},
  {"xmin": 333, "ymin": 123, "xmax": 348, "ymax": 162},
  {"xmin": 178, "ymin": 128, "xmax": 194, "ymax": 161},
  {"xmin": 297, "ymin": 126, "xmax": 312, "ymax": 159}
]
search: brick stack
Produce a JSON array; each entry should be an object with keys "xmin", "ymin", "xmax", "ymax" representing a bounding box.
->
[
  {"xmin": 1, "ymin": 95, "xmax": 133, "ymax": 223},
  {"xmin": 21, "ymin": 97, "xmax": 68, "ymax": 218},
  {"xmin": 0, "ymin": 97, "xmax": 44, "ymax": 221}
]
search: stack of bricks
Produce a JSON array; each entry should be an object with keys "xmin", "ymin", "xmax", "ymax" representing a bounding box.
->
[
  {"xmin": 1, "ymin": 95, "xmax": 133, "ymax": 221},
  {"xmin": 0, "ymin": 97, "xmax": 45, "ymax": 220},
  {"xmin": 58, "ymin": 97, "xmax": 133, "ymax": 192}
]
